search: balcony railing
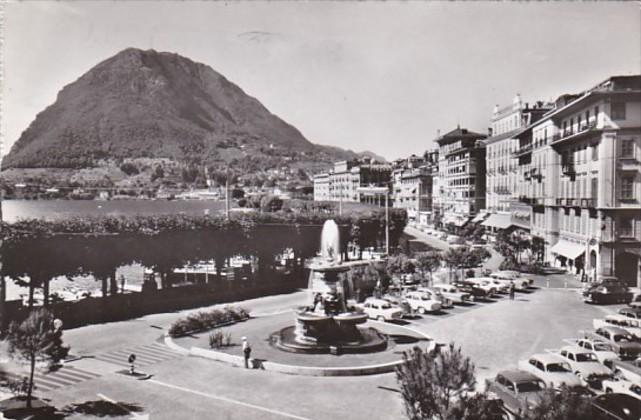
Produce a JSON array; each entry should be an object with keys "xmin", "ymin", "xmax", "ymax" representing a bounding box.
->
[
  {"xmin": 580, "ymin": 198, "xmax": 596, "ymax": 208},
  {"xmin": 552, "ymin": 121, "xmax": 598, "ymax": 145},
  {"xmin": 513, "ymin": 143, "xmax": 533, "ymax": 156},
  {"xmin": 561, "ymin": 163, "xmax": 576, "ymax": 176}
]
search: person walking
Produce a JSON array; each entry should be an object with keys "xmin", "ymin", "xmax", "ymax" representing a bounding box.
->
[
  {"xmin": 242, "ymin": 336, "xmax": 252, "ymax": 369},
  {"xmin": 509, "ymin": 280, "xmax": 515, "ymax": 300}
]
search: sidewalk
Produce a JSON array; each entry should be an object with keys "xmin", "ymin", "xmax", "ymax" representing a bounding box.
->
[{"xmin": 404, "ymin": 226, "xmax": 450, "ymax": 251}]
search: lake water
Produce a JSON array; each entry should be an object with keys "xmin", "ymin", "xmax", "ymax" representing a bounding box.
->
[{"xmin": 2, "ymin": 199, "xmax": 227, "ymax": 223}]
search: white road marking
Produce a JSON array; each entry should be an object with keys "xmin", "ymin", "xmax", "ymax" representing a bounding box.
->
[{"xmin": 147, "ymin": 379, "xmax": 313, "ymax": 420}]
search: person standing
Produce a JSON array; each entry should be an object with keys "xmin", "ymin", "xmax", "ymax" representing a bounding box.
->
[
  {"xmin": 242, "ymin": 337, "xmax": 251, "ymax": 369},
  {"xmin": 509, "ymin": 280, "xmax": 515, "ymax": 300}
]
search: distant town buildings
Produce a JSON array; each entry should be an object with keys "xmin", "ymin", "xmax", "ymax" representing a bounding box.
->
[{"xmin": 312, "ymin": 158, "xmax": 392, "ymax": 204}]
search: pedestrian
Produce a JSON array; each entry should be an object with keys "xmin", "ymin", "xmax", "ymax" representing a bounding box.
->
[
  {"xmin": 509, "ymin": 280, "xmax": 515, "ymax": 300},
  {"xmin": 242, "ymin": 336, "xmax": 251, "ymax": 369}
]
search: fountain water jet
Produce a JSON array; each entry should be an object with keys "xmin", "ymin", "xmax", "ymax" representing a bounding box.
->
[{"xmin": 272, "ymin": 220, "xmax": 387, "ymax": 354}]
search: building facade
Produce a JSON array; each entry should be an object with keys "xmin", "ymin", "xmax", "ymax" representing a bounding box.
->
[
  {"xmin": 435, "ymin": 127, "xmax": 487, "ymax": 229},
  {"xmin": 313, "ymin": 158, "xmax": 392, "ymax": 204},
  {"xmin": 515, "ymin": 75, "xmax": 641, "ymax": 286}
]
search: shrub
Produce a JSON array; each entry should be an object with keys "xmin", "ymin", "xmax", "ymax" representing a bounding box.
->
[
  {"xmin": 224, "ymin": 332, "xmax": 232, "ymax": 347},
  {"xmin": 209, "ymin": 329, "xmax": 224, "ymax": 349},
  {"xmin": 499, "ymin": 258, "xmax": 520, "ymax": 271},
  {"xmin": 3, "ymin": 376, "xmax": 31, "ymax": 397},
  {"xmin": 168, "ymin": 306, "xmax": 250, "ymax": 337}
]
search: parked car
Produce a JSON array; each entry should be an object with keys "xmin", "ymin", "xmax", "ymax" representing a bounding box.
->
[
  {"xmin": 585, "ymin": 326, "xmax": 641, "ymax": 360},
  {"xmin": 612, "ymin": 358, "xmax": 641, "ymax": 384},
  {"xmin": 464, "ymin": 277, "xmax": 499, "ymax": 297},
  {"xmin": 404, "ymin": 291, "xmax": 442, "ymax": 314},
  {"xmin": 446, "ymin": 235, "xmax": 462, "ymax": 244},
  {"xmin": 591, "ymin": 393, "xmax": 641, "ymax": 420},
  {"xmin": 602, "ymin": 378, "xmax": 641, "ymax": 400},
  {"xmin": 570, "ymin": 338, "xmax": 619, "ymax": 365},
  {"xmin": 381, "ymin": 295, "xmax": 412, "ymax": 318},
  {"xmin": 583, "ymin": 279, "xmax": 633, "ymax": 304},
  {"xmin": 490, "ymin": 272, "xmax": 530, "ymax": 291},
  {"xmin": 494, "ymin": 270, "xmax": 534, "ymax": 286},
  {"xmin": 431, "ymin": 283, "xmax": 472, "ymax": 304},
  {"xmin": 358, "ymin": 298, "xmax": 404, "ymax": 322},
  {"xmin": 620, "ymin": 307, "xmax": 641, "ymax": 320},
  {"xmin": 486, "ymin": 370, "xmax": 547, "ymax": 417},
  {"xmin": 517, "ymin": 353, "xmax": 582, "ymax": 389},
  {"xmin": 416, "ymin": 287, "xmax": 453, "ymax": 309},
  {"xmin": 629, "ymin": 294, "xmax": 641, "ymax": 309},
  {"xmin": 594, "ymin": 315, "xmax": 641, "ymax": 340},
  {"xmin": 439, "ymin": 233, "xmax": 448, "ymax": 241},
  {"xmin": 554, "ymin": 346, "xmax": 612, "ymax": 387},
  {"xmin": 453, "ymin": 280, "xmax": 489, "ymax": 300}
]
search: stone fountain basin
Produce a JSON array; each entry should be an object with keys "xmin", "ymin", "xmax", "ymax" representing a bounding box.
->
[
  {"xmin": 333, "ymin": 312, "xmax": 368, "ymax": 324},
  {"xmin": 296, "ymin": 311, "xmax": 332, "ymax": 322}
]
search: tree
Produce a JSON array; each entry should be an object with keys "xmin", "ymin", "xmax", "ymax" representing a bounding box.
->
[
  {"xmin": 7, "ymin": 309, "xmax": 70, "ymax": 408},
  {"xmin": 259, "ymin": 194, "xmax": 283, "ymax": 212},
  {"xmin": 396, "ymin": 344, "xmax": 478, "ymax": 420},
  {"xmin": 443, "ymin": 248, "xmax": 463, "ymax": 282},
  {"xmin": 520, "ymin": 386, "xmax": 601, "ymax": 420},
  {"xmin": 531, "ymin": 236, "xmax": 545, "ymax": 262},
  {"xmin": 150, "ymin": 165, "xmax": 164, "ymax": 182},
  {"xmin": 386, "ymin": 254, "xmax": 416, "ymax": 289},
  {"xmin": 415, "ymin": 252, "xmax": 442, "ymax": 287}
]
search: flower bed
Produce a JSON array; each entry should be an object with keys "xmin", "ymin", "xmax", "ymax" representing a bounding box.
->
[{"xmin": 168, "ymin": 306, "xmax": 250, "ymax": 337}]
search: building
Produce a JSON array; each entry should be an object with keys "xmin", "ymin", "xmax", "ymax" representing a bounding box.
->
[
  {"xmin": 514, "ymin": 75, "xmax": 641, "ymax": 286},
  {"xmin": 391, "ymin": 155, "xmax": 432, "ymax": 224},
  {"xmin": 482, "ymin": 95, "xmax": 552, "ymax": 235},
  {"xmin": 312, "ymin": 158, "xmax": 392, "ymax": 204},
  {"xmin": 435, "ymin": 126, "xmax": 487, "ymax": 230}
]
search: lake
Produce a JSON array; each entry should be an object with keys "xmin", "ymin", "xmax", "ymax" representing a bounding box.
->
[{"xmin": 2, "ymin": 199, "xmax": 227, "ymax": 223}]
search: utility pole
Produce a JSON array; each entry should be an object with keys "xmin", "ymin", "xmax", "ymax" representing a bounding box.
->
[
  {"xmin": 225, "ymin": 168, "xmax": 230, "ymax": 219},
  {"xmin": 385, "ymin": 190, "xmax": 389, "ymax": 256}
]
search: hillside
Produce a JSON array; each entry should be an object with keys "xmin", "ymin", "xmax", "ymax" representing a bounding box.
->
[{"xmin": 2, "ymin": 48, "xmax": 377, "ymax": 188}]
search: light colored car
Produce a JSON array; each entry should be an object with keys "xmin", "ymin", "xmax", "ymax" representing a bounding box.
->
[
  {"xmin": 416, "ymin": 287, "xmax": 453, "ymax": 309},
  {"xmin": 553, "ymin": 346, "xmax": 612, "ymax": 385},
  {"xmin": 405, "ymin": 291, "xmax": 442, "ymax": 314},
  {"xmin": 517, "ymin": 353, "xmax": 582, "ymax": 389},
  {"xmin": 465, "ymin": 277, "xmax": 498, "ymax": 297},
  {"xmin": 359, "ymin": 298, "xmax": 403, "ymax": 322},
  {"xmin": 569, "ymin": 338, "xmax": 619, "ymax": 365},
  {"xmin": 446, "ymin": 235, "xmax": 462, "ymax": 244},
  {"xmin": 594, "ymin": 315, "xmax": 641, "ymax": 340},
  {"xmin": 613, "ymin": 358, "xmax": 641, "ymax": 384},
  {"xmin": 496, "ymin": 270, "xmax": 534, "ymax": 285},
  {"xmin": 486, "ymin": 370, "xmax": 548, "ymax": 417},
  {"xmin": 431, "ymin": 284, "xmax": 472, "ymax": 304},
  {"xmin": 490, "ymin": 271, "xmax": 531, "ymax": 290},
  {"xmin": 602, "ymin": 378, "xmax": 641, "ymax": 400}
]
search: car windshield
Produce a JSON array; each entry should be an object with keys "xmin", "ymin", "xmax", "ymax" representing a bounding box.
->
[
  {"xmin": 575, "ymin": 353, "xmax": 597, "ymax": 362},
  {"xmin": 593, "ymin": 343, "xmax": 613, "ymax": 351},
  {"xmin": 614, "ymin": 334, "xmax": 635, "ymax": 342},
  {"xmin": 517, "ymin": 381, "xmax": 544, "ymax": 393},
  {"xmin": 546, "ymin": 363, "xmax": 571, "ymax": 372}
]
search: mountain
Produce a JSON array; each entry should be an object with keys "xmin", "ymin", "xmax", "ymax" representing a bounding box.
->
[
  {"xmin": 1, "ymin": 48, "xmax": 363, "ymax": 179},
  {"xmin": 357, "ymin": 150, "xmax": 387, "ymax": 163}
]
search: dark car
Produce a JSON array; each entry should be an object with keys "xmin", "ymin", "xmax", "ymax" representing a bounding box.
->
[
  {"xmin": 584, "ymin": 284, "xmax": 633, "ymax": 305},
  {"xmin": 486, "ymin": 370, "xmax": 547, "ymax": 417},
  {"xmin": 587, "ymin": 326, "xmax": 641, "ymax": 360},
  {"xmin": 453, "ymin": 280, "xmax": 489, "ymax": 300},
  {"xmin": 592, "ymin": 393, "xmax": 641, "ymax": 420}
]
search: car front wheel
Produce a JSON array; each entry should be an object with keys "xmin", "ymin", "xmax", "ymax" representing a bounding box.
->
[
  {"xmin": 418, "ymin": 307, "xmax": 426, "ymax": 314},
  {"xmin": 377, "ymin": 316, "xmax": 385, "ymax": 322}
]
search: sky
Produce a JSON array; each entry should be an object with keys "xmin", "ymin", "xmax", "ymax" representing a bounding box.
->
[{"xmin": 1, "ymin": 1, "xmax": 639, "ymax": 161}]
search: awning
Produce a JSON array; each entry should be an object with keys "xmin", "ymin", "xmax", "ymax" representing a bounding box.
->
[
  {"xmin": 471, "ymin": 212, "xmax": 489, "ymax": 223},
  {"xmin": 481, "ymin": 213, "xmax": 513, "ymax": 229},
  {"xmin": 550, "ymin": 240, "xmax": 585, "ymax": 260},
  {"xmin": 624, "ymin": 247, "xmax": 641, "ymax": 258}
]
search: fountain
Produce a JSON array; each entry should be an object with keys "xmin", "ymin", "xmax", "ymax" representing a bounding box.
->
[{"xmin": 272, "ymin": 220, "xmax": 387, "ymax": 354}]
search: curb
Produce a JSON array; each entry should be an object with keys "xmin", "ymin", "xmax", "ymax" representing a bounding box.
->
[{"xmin": 166, "ymin": 319, "xmax": 434, "ymax": 377}]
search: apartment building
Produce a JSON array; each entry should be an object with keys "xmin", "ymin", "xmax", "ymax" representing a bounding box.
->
[
  {"xmin": 515, "ymin": 75, "xmax": 641, "ymax": 286},
  {"xmin": 392, "ymin": 154, "xmax": 436, "ymax": 224},
  {"xmin": 313, "ymin": 158, "xmax": 392, "ymax": 204},
  {"xmin": 435, "ymin": 126, "xmax": 487, "ymax": 229}
]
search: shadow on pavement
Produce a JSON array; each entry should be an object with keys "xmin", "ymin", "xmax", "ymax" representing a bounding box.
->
[
  {"xmin": 60, "ymin": 400, "xmax": 144, "ymax": 417},
  {"xmin": 388, "ymin": 334, "xmax": 427, "ymax": 345}
]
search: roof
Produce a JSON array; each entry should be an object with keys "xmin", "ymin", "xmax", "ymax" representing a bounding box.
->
[
  {"xmin": 529, "ymin": 353, "xmax": 565, "ymax": 364},
  {"xmin": 483, "ymin": 128, "xmax": 526, "ymax": 145},
  {"xmin": 497, "ymin": 370, "xmax": 540, "ymax": 382},
  {"xmin": 435, "ymin": 126, "xmax": 487, "ymax": 145},
  {"xmin": 620, "ymin": 307, "xmax": 641, "ymax": 315},
  {"xmin": 560, "ymin": 345, "xmax": 589, "ymax": 353},
  {"xmin": 598, "ymin": 325, "xmax": 630, "ymax": 334}
]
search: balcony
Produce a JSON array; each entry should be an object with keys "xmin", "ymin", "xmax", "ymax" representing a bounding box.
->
[
  {"xmin": 555, "ymin": 198, "xmax": 564, "ymax": 206},
  {"xmin": 561, "ymin": 163, "xmax": 576, "ymax": 177},
  {"xmin": 580, "ymin": 198, "xmax": 596, "ymax": 208},
  {"xmin": 618, "ymin": 156, "xmax": 640, "ymax": 171},
  {"xmin": 551, "ymin": 121, "xmax": 599, "ymax": 146},
  {"xmin": 513, "ymin": 143, "xmax": 533, "ymax": 157}
]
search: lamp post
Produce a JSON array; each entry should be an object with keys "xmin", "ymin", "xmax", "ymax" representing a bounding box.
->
[{"xmin": 357, "ymin": 186, "xmax": 390, "ymax": 255}]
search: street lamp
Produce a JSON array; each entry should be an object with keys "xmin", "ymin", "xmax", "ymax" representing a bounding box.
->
[{"xmin": 357, "ymin": 186, "xmax": 390, "ymax": 255}]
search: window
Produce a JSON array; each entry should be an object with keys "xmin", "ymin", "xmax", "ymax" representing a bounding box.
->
[
  {"xmin": 620, "ymin": 217, "xmax": 634, "ymax": 238},
  {"xmin": 622, "ymin": 139, "xmax": 635, "ymax": 158},
  {"xmin": 591, "ymin": 178, "xmax": 598, "ymax": 201},
  {"xmin": 621, "ymin": 176, "xmax": 635, "ymax": 200},
  {"xmin": 592, "ymin": 143, "xmax": 599, "ymax": 161},
  {"xmin": 612, "ymin": 103, "xmax": 626, "ymax": 120},
  {"xmin": 594, "ymin": 106, "xmax": 600, "ymax": 121}
]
